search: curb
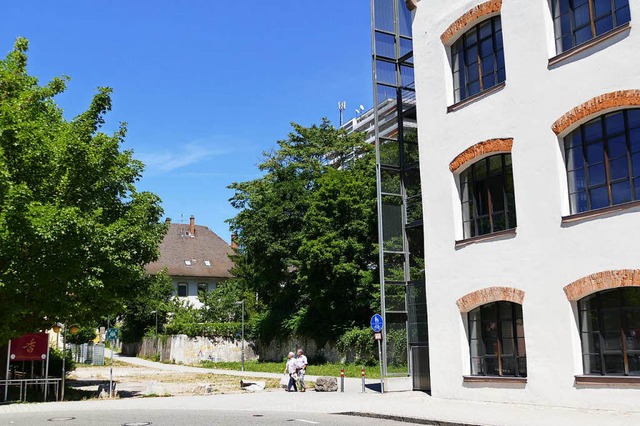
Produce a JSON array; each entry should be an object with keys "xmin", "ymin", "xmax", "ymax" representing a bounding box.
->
[{"xmin": 335, "ymin": 411, "xmax": 479, "ymax": 426}]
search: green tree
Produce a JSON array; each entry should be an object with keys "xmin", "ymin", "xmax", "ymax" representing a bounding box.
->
[
  {"xmin": 0, "ymin": 38, "xmax": 166, "ymax": 342},
  {"xmin": 227, "ymin": 119, "xmax": 379, "ymax": 344},
  {"xmin": 198, "ymin": 282, "xmax": 244, "ymax": 323},
  {"xmin": 120, "ymin": 271, "xmax": 173, "ymax": 343}
]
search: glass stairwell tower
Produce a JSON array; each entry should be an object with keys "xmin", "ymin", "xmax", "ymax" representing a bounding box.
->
[{"xmin": 370, "ymin": 0, "xmax": 430, "ymax": 391}]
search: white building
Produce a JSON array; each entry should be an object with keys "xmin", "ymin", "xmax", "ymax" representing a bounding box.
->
[{"xmin": 410, "ymin": 0, "xmax": 640, "ymax": 410}]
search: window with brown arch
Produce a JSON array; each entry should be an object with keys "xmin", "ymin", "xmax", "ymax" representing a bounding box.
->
[
  {"xmin": 552, "ymin": 0, "xmax": 631, "ymax": 54},
  {"xmin": 468, "ymin": 301, "xmax": 527, "ymax": 377},
  {"xmin": 460, "ymin": 153, "xmax": 516, "ymax": 239},
  {"xmin": 564, "ymin": 108, "xmax": 640, "ymax": 214},
  {"xmin": 579, "ymin": 287, "xmax": 640, "ymax": 376},
  {"xmin": 452, "ymin": 16, "xmax": 505, "ymax": 103}
]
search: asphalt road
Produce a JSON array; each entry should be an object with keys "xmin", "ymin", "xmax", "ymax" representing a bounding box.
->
[{"xmin": 0, "ymin": 410, "xmax": 417, "ymax": 426}]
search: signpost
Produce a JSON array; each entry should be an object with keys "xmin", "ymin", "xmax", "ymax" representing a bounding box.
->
[
  {"xmin": 4, "ymin": 333, "xmax": 50, "ymax": 402},
  {"xmin": 370, "ymin": 314, "xmax": 384, "ymax": 394},
  {"xmin": 106, "ymin": 328, "xmax": 118, "ymax": 398}
]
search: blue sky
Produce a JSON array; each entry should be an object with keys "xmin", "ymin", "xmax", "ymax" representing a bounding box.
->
[{"xmin": 0, "ymin": 1, "xmax": 373, "ymax": 241}]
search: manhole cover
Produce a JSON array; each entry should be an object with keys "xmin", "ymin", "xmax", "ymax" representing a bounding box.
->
[
  {"xmin": 47, "ymin": 418, "xmax": 75, "ymax": 422},
  {"xmin": 122, "ymin": 423, "xmax": 152, "ymax": 426}
]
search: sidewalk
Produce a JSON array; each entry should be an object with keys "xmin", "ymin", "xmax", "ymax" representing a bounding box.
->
[{"xmin": 3, "ymin": 353, "xmax": 638, "ymax": 425}]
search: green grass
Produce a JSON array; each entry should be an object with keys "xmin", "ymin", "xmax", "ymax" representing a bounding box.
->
[{"xmin": 198, "ymin": 360, "xmax": 407, "ymax": 378}]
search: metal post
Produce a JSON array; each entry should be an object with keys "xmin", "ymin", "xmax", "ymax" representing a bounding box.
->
[
  {"xmin": 235, "ymin": 300, "xmax": 245, "ymax": 372},
  {"xmin": 61, "ymin": 325, "xmax": 67, "ymax": 401},
  {"xmin": 4, "ymin": 339, "xmax": 11, "ymax": 402},
  {"xmin": 340, "ymin": 368, "xmax": 345, "ymax": 393},
  {"xmin": 44, "ymin": 342, "xmax": 50, "ymax": 402},
  {"xmin": 361, "ymin": 367, "xmax": 365, "ymax": 393},
  {"xmin": 109, "ymin": 342, "xmax": 113, "ymax": 398},
  {"xmin": 241, "ymin": 301, "xmax": 245, "ymax": 372},
  {"xmin": 378, "ymin": 338, "xmax": 384, "ymax": 394}
]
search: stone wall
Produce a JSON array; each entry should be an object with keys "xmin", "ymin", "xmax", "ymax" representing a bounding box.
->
[
  {"xmin": 124, "ymin": 335, "xmax": 257, "ymax": 365},
  {"xmin": 123, "ymin": 335, "xmax": 340, "ymax": 365}
]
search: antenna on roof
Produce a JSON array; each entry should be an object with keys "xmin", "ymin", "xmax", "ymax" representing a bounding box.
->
[{"xmin": 338, "ymin": 101, "xmax": 346, "ymax": 126}]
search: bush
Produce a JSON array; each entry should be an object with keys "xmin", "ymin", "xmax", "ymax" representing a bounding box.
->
[
  {"xmin": 66, "ymin": 327, "xmax": 97, "ymax": 345},
  {"xmin": 386, "ymin": 327, "xmax": 408, "ymax": 368},
  {"xmin": 336, "ymin": 327, "xmax": 376, "ymax": 364},
  {"xmin": 164, "ymin": 321, "xmax": 252, "ymax": 339},
  {"xmin": 47, "ymin": 347, "xmax": 75, "ymax": 377}
]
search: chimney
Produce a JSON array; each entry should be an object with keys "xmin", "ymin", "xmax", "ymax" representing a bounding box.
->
[
  {"xmin": 231, "ymin": 233, "xmax": 238, "ymax": 250},
  {"xmin": 165, "ymin": 217, "xmax": 171, "ymax": 224},
  {"xmin": 189, "ymin": 215, "xmax": 195, "ymax": 236}
]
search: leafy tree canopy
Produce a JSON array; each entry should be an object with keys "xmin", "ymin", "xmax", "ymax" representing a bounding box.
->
[
  {"xmin": 120, "ymin": 271, "xmax": 173, "ymax": 343},
  {"xmin": 227, "ymin": 119, "xmax": 379, "ymax": 345},
  {"xmin": 0, "ymin": 38, "xmax": 166, "ymax": 342}
]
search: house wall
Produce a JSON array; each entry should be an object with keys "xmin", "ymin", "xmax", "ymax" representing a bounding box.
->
[
  {"xmin": 171, "ymin": 277, "xmax": 221, "ymax": 308},
  {"xmin": 412, "ymin": 0, "xmax": 640, "ymax": 410}
]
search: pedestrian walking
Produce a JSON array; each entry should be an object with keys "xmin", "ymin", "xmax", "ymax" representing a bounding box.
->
[
  {"xmin": 284, "ymin": 351, "xmax": 298, "ymax": 392},
  {"xmin": 296, "ymin": 348, "xmax": 308, "ymax": 392}
]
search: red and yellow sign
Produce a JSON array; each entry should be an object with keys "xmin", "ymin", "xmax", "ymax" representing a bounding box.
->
[{"xmin": 10, "ymin": 332, "xmax": 48, "ymax": 361}]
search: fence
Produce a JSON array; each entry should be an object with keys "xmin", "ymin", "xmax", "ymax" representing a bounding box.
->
[
  {"xmin": 69, "ymin": 343, "xmax": 105, "ymax": 366},
  {"xmin": 1, "ymin": 378, "xmax": 62, "ymax": 403}
]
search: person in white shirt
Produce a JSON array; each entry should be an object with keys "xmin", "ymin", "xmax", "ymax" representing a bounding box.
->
[
  {"xmin": 284, "ymin": 352, "xmax": 298, "ymax": 392},
  {"xmin": 296, "ymin": 349, "xmax": 308, "ymax": 392}
]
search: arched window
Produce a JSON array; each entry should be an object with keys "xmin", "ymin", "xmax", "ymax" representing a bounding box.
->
[
  {"xmin": 552, "ymin": 0, "xmax": 631, "ymax": 54},
  {"xmin": 452, "ymin": 16, "xmax": 505, "ymax": 102},
  {"xmin": 579, "ymin": 287, "xmax": 640, "ymax": 376},
  {"xmin": 460, "ymin": 153, "xmax": 516, "ymax": 238},
  {"xmin": 468, "ymin": 301, "xmax": 527, "ymax": 377},
  {"xmin": 564, "ymin": 108, "xmax": 640, "ymax": 214}
]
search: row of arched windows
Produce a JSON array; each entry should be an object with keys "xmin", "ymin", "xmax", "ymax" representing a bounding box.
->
[
  {"xmin": 467, "ymin": 287, "xmax": 640, "ymax": 377},
  {"xmin": 443, "ymin": 2, "xmax": 638, "ymax": 378},
  {"xmin": 457, "ymin": 107, "xmax": 640, "ymax": 240},
  {"xmin": 450, "ymin": 0, "xmax": 631, "ymax": 104}
]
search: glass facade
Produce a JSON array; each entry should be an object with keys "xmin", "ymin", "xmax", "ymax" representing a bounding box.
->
[{"xmin": 371, "ymin": 0, "xmax": 429, "ymax": 389}]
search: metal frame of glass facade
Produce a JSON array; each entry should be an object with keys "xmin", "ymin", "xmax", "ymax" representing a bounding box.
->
[{"xmin": 371, "ymin": 0, "xmax": 429, "ymax": 390}]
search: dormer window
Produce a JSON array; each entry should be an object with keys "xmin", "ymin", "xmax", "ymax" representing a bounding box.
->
[
  {"xmin": 184, "ymin": 260, "xmax": 192, "ymax": 266},
  {"xmin": 204, "ymin": 260, "xmax": 211, "ymax": 267}
]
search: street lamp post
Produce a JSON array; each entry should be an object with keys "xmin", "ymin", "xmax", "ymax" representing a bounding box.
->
[
  {"xmin": 151, "ymin": 310, "xmax": 158, "ymax": 337},
  {"xmin": 235, "ymin": 300, "xmax": 245, "ymax": 372}
]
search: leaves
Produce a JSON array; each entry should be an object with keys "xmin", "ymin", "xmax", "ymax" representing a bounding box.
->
[
  {"xmin": 227, "ymin": 119, "xmax": 379, "ymax": 344},
  {"xmin": 0, "ymin": 38, "xmax": 166, "ymax": 342}
]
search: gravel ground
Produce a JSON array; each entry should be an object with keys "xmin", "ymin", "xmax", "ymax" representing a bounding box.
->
[{"xmin": 68, "ymin": 364, "xmax": 280, "ymax": 399}]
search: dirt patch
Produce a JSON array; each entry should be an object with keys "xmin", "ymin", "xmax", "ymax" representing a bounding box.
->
[{"xmin": 68, "ymin": 366, "xmax": 280, "ymax": 399}]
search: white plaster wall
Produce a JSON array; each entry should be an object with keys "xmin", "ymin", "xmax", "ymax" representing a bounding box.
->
[
  {"xmin": 172, "ymin": 277, "xmax": 219, "ymax": 309},
  {"xmin": 412, "ymin": 0, "xmax": 640, "ymax": 410}
]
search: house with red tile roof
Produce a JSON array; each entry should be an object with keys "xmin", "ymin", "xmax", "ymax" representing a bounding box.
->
[{"xmin": 145, "ymin": 215, "xmax": 235, "ymax": 307}]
